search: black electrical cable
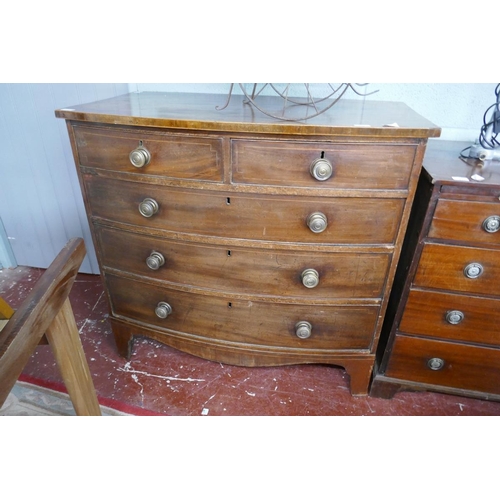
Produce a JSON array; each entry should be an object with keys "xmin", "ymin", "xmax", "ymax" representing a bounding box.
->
[
  {"xmin": 478, "ymin": 83, "xmax": 500, "ymax": 150},
  {"xmin": 459, "ymin": 84, "xmax": 499, "ymax": 163},
  {"xmin": 459, "ymin": 145, "xmax": 471, "ymax": 159}
]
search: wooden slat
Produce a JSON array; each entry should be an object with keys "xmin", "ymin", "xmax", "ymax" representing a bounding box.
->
[
  {"xmin": 0, "ymin": 238, "xmax": 101, "ymax": 415},
  {"xmin": 45, "ymin": 297, "xmax": 101, "ymax": 416}
]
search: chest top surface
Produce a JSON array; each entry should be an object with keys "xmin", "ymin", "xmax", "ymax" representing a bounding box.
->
[
  {"xmin": 55, "ymin": 91, "xmax": 441, "ymax": 138},
  {"xmin": 423, "ymin": 139, "xmax": 500, "ymax": 188}
]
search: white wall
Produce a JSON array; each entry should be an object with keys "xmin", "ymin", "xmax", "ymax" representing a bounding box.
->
[{"xmin": 0, "ymin": 83, "xmax": 129, "ymax": 273}]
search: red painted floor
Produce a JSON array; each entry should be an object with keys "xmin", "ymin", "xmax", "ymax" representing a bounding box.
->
[{"xmin": 2, "ymin": 265, "xmax": 500, "ymax": 416}]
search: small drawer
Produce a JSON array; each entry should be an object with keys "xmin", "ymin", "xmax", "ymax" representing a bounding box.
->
[
  {"xmin": 384, "ymin": 334, "xmax": 500, "ymax": 395},
  {"xmin": 105, "ymin": 274, "xmax": 379, "ymax": 350},
  {"xmin": 74, "ymin": 125, "xmax": 223, "ymax": 181},
  {"xmin": 96, "ymin": 226, "xmax": 391, "ymax": 299},
  {"xmin": 399, "ymin": 288, "xmax": 500, "ymax": 346},
  {"xmin": 414, "ymin": 243, "xmax": 500, "ymax": 296},
  {"xmin": 85, "ymin": 176, "xmax": 404, "ymax": 245},
  {"xmin": 232, "ymin": 139, "xmax": 417, "ymax": 189},
  {"xmin": 428, "ymin": 199, "xmax": 500, "ymax": 246}
]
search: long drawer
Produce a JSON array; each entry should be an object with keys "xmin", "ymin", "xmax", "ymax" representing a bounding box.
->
[
  {"xmin": 232, "ymin": 139, "xmax": 417, "ymax": 189},
  {"xmin": 428, "ymin": 199, "xmax": 500, "ymax": 247},
  {"xmin": 414, "ymin": 243, "xmax": 500, "ymax": 296},
  {"xmin": 105, "ymin": 273, "xmax": 379, "ymax": 350},
  {"xmin": 74, "ymin": 125, "xmax": 223, "ymax": 181},
  {"xmin": 84, "ymin": 176, "xmax": 404, "ymax": 245},
  {"xmin": 384, "ymin": 334, "xmax": 500, "ymax": 395},
  {"xmin": 399, "ymin": 288, "xmax": 500, "ymax": 346},
  {"xmin": 96, "ymin": 225, "xmax": 391, "ymax": 299}
]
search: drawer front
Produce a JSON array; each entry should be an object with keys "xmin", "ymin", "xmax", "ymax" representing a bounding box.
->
[
  {"xmin": 97, "ymin": 226, "xmax": 390, "ymax": 299},
  {"xmin": 74, "ymin": 125, "xmax": 223, "ymax": 181},
  {"xmin": 85, "ymin": 176, "xmax": 404, "ymax": 244},
  {"xmin": 399, "ymin": 288, "xmax": 500, "ymax": 346},
  {"xmin": 106, "ymin": 274, "xmax": 378, "ymax": 350},
  {"xmin": 232, "ymin": 140, "xmax": 417, "ymax": 189},
  {"xmin": 414, "ymin": 243, "xmax": 500, "ymax": 296},
  {"xmin": 385, "ymin": 334, "xmax": 500, "ymax": 395},
  {"xmin": 428, "ymin": 199, "xmax": 500, "ymax": 246}
]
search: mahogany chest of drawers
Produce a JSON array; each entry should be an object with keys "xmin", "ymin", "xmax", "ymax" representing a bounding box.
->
[
  {"xmin": 56, "ymin": 92, "xmax": 439, "ymax": 396},
  {"xmin": 371, "ymin": 140, "xmax": 500, "ymax": 401}
]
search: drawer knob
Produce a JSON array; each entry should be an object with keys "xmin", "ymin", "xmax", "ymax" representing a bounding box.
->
[
  {"xmin": 463, "ymin": 262, "xmax": 483, "ymax": 279},
  {"xmin": 155, "ymin": 301, "xmax": 172, "ymax": 319},
  {"xmin": 310, "ymin": 158, "xmax": 333, "ymax": 181},
  {"xmin": 146, "ymin": 251, "xmax": 165, "ymax": 270},
  {"xmin": 482, "ymin": 215, "xmax": 500, "ymax": 233},
  {"xmin": 301, "ymin": 269, "xmax": 320, "ymax": 288},
  {"xmin": 139, "ymin": 198, "xmax": 159, "ymax": 218},
  {"xmin": 306, "ymin": 212, "xmax": 328, "ymax": 233},
  {"xmin": 427, "ymin": 357, "xmax": 445, "ymax": 371},
  {"xmin": 129, "ymin": 146, "xmax": 151, "ymax": 168},
  {"xmin": 295, "ymin": 321, "xmax": 312, "ymax": 339},
  {"xmin": 445, "ymin": 310, "xmax": 464, "ymax": 325}
]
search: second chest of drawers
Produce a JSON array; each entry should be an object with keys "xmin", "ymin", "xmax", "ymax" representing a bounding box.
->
[{"xmin": 371, "ymin": 140, "xmax": 500, "ymax": 400}]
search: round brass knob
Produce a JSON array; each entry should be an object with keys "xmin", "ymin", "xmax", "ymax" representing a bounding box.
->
[
  {"xmin": 306, "ymin": 212, "xmax": 328, "ymax": 233},
  {"xmin": 139, "ymin": 198, "xmax": 159, "ymax": 218},
  {"xmin": 446, "ymin": 310, "xmax": 464, "ymax": 325},
  {"xmin": 301, "ymin": 269, "xmax": 320, "ymax": 288},
  {"xmin": 427, "ymin": 357, "xmax": 445, "ymax": 371},
  {"xmin": 310, "ymin": 158, "xmax": 333, "ymax": 181},
  {"xmin": 463, "ymin": 263, "xmax": 483, "ymax": 279},
  {"xmin": 482, "ymin": 215, "xmax": 500, "ymax": 233},
  {"xmin": 155, "ymin": 301, "xmax": 172, "ymax": 319},
  {"xmin": 129, "ymin": 146, "xmax": 151, "ymax": 168},
  {"xmin": 146, "ymin": 251, "xmax": 165, "ymax": 270},
  {"xmin": 295, "ymin": 321, "xmax": 312, "ymax": 339}
]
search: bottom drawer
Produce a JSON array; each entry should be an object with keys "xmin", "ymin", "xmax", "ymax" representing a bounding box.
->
[
  {"xmin": 385, "ymin": 334, "xmax": 500, "ymax": 395},
  {"xmin": 105, "ymin": 273, "xmax": 378, "ymax": 350}
]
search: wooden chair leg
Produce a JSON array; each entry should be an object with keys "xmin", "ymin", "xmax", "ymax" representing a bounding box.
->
[{"xmin": 45, "ymin": 297, "xmax": 101, "ymax": 416}]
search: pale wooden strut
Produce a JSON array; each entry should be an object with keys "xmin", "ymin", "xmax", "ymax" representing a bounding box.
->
[{"xmin": 0, "ymin": 238, "xmax": 101, "ymax": 416}]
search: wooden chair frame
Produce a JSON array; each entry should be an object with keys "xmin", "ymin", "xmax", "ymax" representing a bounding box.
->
[{"xmin": 0, "ymin": 238, "xmax": 101, "ymax": 416}]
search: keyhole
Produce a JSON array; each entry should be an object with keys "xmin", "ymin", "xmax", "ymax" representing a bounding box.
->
[
  {"xmin": 228, "ymin": 302, "xmax": 232, "ymax": 308},
  {"xmin": 320, "ymin": 151, "xmax": 325, "ymax": 158},
  {"xmin": 227, "ymin": 250, "xmax": 231, "ymax": 256},
  {"xmin": 226, "ymin": 197, "xmax": 231, "ymax": 205}
]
